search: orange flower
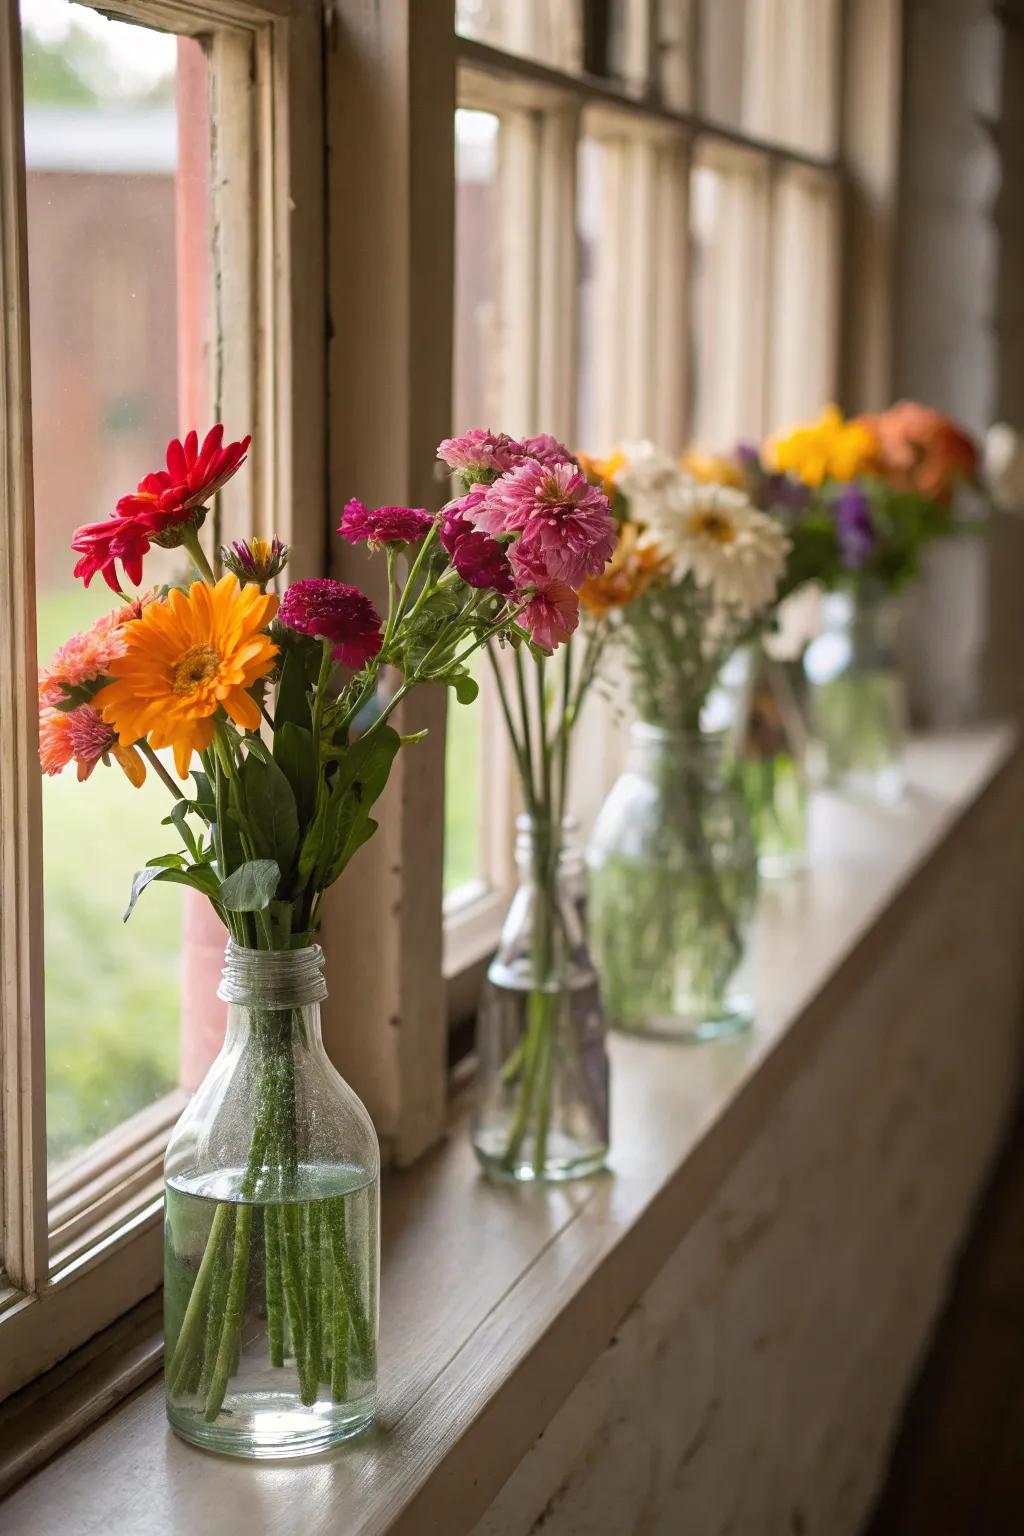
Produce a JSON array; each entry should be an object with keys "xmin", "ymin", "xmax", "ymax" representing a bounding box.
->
[
  {"xmin": 680, "ymin": 449, "xmax": 745, "ymax": 490},
  {"xmin": 93, "ymin": 574, "xmax": 278, "ymax": 779},
  {"xmin": 861, "ymin": 400, "xmax": 979, "ymax": 501},
  {"xmin": 579, "ymin": 524, "xmax": 668, "ymax": 615}
]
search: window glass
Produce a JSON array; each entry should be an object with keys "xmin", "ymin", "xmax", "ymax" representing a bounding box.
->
[
  {"xmin": 22, "ymin": 0, "xmax": 211, "ymax": 1166},
  {"xmin": 456, "ymin": 0, "xmax": 583, "ymax": 74},
  {"xmin": 445, "ymin": 109, "xmax": 500, "ymax": 897},
  {"xmin": 768, "ymin": 170, "xmax": 839, "ymax": 424},
  {"xmin": 575, "ymin": 137, "xmax": 605, "ymax": 454},
  {"xmin": 689, "ymin": 154, "xmax": 769, "ymax": 449}
]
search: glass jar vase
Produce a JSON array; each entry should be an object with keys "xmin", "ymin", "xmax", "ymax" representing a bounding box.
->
[
  {"xmin": 164, "ymin": 942, "xmax": 379, "ymax": 1458},
  {"xmin": 732, "ymin": 643, "xmax": 810, "ymax": 879},
  {"xmin": 587, "ymin": 725, "xmax": 759, "ymax": 1041},
  {"xmin": 473, "ymin": 816, "xmax": 609, "ymax": 1183},
  {"xmin": 804, "ymin": 590, "xmax": 907, "ymax": 803}
]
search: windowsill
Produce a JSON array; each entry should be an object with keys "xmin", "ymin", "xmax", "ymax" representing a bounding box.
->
[{"xmin": 3, "ymin": 725, "xmax": 1018, "ymax": 1535}]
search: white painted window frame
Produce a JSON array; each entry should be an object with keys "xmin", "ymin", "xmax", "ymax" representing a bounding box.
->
[{"xmin": 0, "ymin": 0, "xmax": 324, "ymax": 1399}]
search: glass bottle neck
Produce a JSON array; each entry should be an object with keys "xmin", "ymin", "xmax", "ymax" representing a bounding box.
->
[
  {"xmin": 628, "ymin": 721, "xmax": 730, "ymax": 781},
  {"xmin": 218, "ymin": 941, "xmax": 328, "ymax": 1049},
  {"xmin": 514, "ymin": 814, "xmax": 582, "ymax": 886}
]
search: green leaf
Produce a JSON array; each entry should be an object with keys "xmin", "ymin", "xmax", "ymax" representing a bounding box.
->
[
  {"xmin": 191, "ymin": 770, "xmax": 216, "ymax": 820},
  {"xmin": 273, "ymin": 721, "xmax": 317, "ymax": 828},
  {"xmin": 275, "ymin": 646, "xmax": 313, "ymax": 734},
  {"xmin": 452, "ymin": 672, "xmax": 479, "ymax": 705},
  {"xmin": 238, "ymin": 752, "xmax": 300, "ymax": 882},
  {"xmin": 298, "ymin": 725, "xmax": 401, "ymax": 890},
  {"xmin": 124, "ymin": 861, "xmax": 221, "ymax": 922},
  {"xmin": 146, "ymin": 852, "xmax": 187, "ymax": 870},
  {"xmin": 219, "ymin": 859, "xmax": 281, "ymax": 913},
  {"xmin": 161, "ymin": 797, "xmax": 202, "ymax": 860}
]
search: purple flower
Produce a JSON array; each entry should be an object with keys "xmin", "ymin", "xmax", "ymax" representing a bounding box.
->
[
  {"xmin": 279, "ymin": 578, "xmax": 383, "ymax": 668},
  {"xmin": 436, "ymin": 429, "xmax": 528, "ymax": 485},
  {"xmin": 220, "ymin": 536, "xmax": 288, "ymax": 584},
  {"xmin": 338, "ymin": 499, "xmax": 433, "ymax": 547},
  {"xmin": 439, "ymin": 494, "xmax": 514, "ymax": 595},
  {"xmin": 522, "ymin": 433, "xmax": 579, "ymax": 470},
  {"xmin": 732, "ymin": 441, "xmax": 810, "ymax": 514},
  {"xmin": 834, "ymin": 484, "xmax": 876, "ymax": 569}
]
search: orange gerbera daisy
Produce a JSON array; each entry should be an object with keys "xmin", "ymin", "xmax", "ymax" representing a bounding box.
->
[
  {"xmin": 93, "ymin": 574, "xmax": 278, "ymax": 778},
  {"xmin": 579, "ymin": 523, "xmax": 669, "ymax": 615}
]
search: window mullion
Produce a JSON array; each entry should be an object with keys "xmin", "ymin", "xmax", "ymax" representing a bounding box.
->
[{"xmin": 0, "ymin": 0, "xmax": 48, "ymax": 1299}]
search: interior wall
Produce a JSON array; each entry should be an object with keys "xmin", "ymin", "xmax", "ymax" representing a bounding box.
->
[{"xmin": 891, "ymin": 0, "xmax": 1024, "ymax": 723}]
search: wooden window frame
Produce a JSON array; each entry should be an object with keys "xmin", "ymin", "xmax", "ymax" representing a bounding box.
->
[
  {"xmin": 441, "ymin": 2, "xmax": 847, "ymax": 1014},
  {"xmin": 0, "ymin": 0, "xmax": 324, "ymax": 1400}
]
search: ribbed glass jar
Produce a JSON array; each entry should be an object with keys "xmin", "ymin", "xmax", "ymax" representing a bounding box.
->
[
  {"xmin": 473, "ymin": 816, "xmax": 609, "ymax": 1183},
  {"xmin": 587, "ymin": 725, "xmax": 759, "ymax": 1041},
  {"xmin": 805, "ymin": 591, "xmax": 907, "ymax": 804},
  {"xmin": 164, "ymin": 942, "xmax": 379, "ymax": 1458}
]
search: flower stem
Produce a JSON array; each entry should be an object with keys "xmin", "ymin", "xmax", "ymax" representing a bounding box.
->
[
  {"xmin": 182, "ymin": 527, "xmax": 217, "ymax": 585},
  {"xmin": 139, "ymin": 742, "xmax": 185, "ymax": 800},
  {"xmin": 203, "ymin": 1204, "xmax": 252, "ymax": 1421}
]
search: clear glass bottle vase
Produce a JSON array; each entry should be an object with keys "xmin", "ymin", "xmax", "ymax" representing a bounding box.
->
[
  {"xmin": 587, "ymin": 725, "xmax": 759, "ymax": 1041},
  {"xmin": 472, "ymin": 816, "xmax": 610, "ymax": 1183},
  {"xmin": 733, "ymin": 642, "xmax": 810, "ymax": 878},
  {"xmin": 804, "ymin": 590, "xmax": 907, "ymax": 804},
  {"xmin": 164, "ymin": 942, "xmax": 379, "ymax": 1458}
]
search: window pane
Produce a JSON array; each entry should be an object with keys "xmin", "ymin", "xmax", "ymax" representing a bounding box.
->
[
  {"xmin": 697, "ymin": 0, "xmax": 839, "ymax": 156},
  {"xmin": 656, "ymin": 0, "xmax": 694, "ymax": 110},
  {"xmin": 575, "ymin": 137, "xmax": 604, "ymax": 453},
  {"xmin": 768, "ymin": 171, "xmax": 839, "ymax": 425},
  {"xmin": 446, "ymin": 109, "xmax": 500, "ymax": 898},
  {"xmin": 689, "ymin": 154, "xmax": 769, "ymax": 448},
  {"xmin": 22, "ymin": 0, "xmax": 211, "ymax": 1167},
  {"xmin": 456, "ymin": 0, "xmax": 583, "ymax": 74}
]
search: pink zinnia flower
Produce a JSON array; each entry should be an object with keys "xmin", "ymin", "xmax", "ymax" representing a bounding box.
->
[
  {"xmin": 521, "ymin": 580, "xmax": 579, "ymax": 653},
  {"xmin": 482, "ymin": 460, "xmax": 617, "ymax": 588},
  {"xmin": 279, "ymin": 578, "xmax": 383, "ymax": 669},
  {"xmin": 338, "ymin": 499, "xmax": 434, "ymax": 547},
  {"xmin": 436, "ymin": 429, "xmax": 528, "ymax": 485},
  {"xmin": 523, "ymin": 433, "xmax": 579, "ymax": 470},
  {"xmin": 439, "ymin": 494, "xmax": 514, "ymax": 595}
]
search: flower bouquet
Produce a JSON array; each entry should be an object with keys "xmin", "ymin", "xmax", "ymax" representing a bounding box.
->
[
  {"xmin": 433, "ymin": 431, "xmax": 617, "ymax": 1181},
  {"xmin": 38, "ymin": 422, "xmax": 573, "ymax": 1457},
  {"xmin": 766, "ymin": 402, "xmax": 981, "ymax": 800},
  {"xmin": 581, "ymin": 442, "xmax": 788, "ymax": 1040}
]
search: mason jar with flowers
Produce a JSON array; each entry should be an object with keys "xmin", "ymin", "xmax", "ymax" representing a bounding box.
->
[
  {"xmin": 580, "ymin": 443, "xmax": 789, "ymax": 1042},
  {"xmin": 767, "ymin": 402, "xmax": 981, "ymax": 803},
  {"xmin": 39, "ymin": 421, "xmax": 606, "ymax": 1458}
]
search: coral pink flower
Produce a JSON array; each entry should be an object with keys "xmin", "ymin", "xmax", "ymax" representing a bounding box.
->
[
  {"xmin": 521, "ymin": 580, "xmax": 579, "ymax": 653},
  {"xmin": 38, "ymin": 704, "xmax": 145, "ymax": 786},
  {"xmin": 338, "ymin": 499, "xmax": 434, "ymax": 547},
  {"xmin": 38, "ymin": 593, "xmax": 156, "ymax": 705},
  {"xmin": 279, "ymin": 578, "xmax": 383, "ymax": 669},
  {"xmin": 436, "ymin": 429, "xmax": 527, "ymax": 484},
  {"xmin": 479, "ymin": 460, "xmax": 617, "ymax": 588},
  {"xmin": 439, "ymin": 494, "xmax": 514, "ymax": 595},
  {"xmin": 522, "ymin": 433, "xmax": 579, "ymax": 470}
]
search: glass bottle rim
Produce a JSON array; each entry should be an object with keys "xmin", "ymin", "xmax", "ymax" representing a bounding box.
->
[{"xmin": 218, "ymin": 939, "xmax": 328, "ymax": 1008}]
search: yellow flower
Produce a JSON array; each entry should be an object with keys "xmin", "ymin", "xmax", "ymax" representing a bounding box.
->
[
  {"xmin": 578, "ymin": 449, "xmax": 627, "ymax": 500},
  {"xmin": 680, "ymin": 449, "xmax": 745, "ymax": 490},
  {"xmin": 579, "ymin": 524, "xmax": 669, "ymax": 615},
  {"xmin": 93, "ymin": 574, "xmax": 279, "ymax": 779},
  {"xmin": 768, "ymin": 404, "xmax": 878, "ymax": 487}
]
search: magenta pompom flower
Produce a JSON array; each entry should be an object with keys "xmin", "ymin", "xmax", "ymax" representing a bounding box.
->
[
  {"xmin": 522, "ymin": 433, "xmax": 579, "ymax": 470},
  {"xmin": 479, "ymin": 460, "xmax": 617, "ymax": 588},
  {"xmin": 279, "ymin": 578, "xmax": 384, "ymax": 669},
  {"xmin": 521, "ymin": 579, "xmax": 579, "ymax": 653},
  {"xmin": 436, "ymin": 429, "xmax": 527, "ymax": 485},
  {"xmin": 440, "ymin": 494, "xmax": 514, "ymax": 595},
  {"xmin": 339, "ymin": 499, "xmax": 434, "ymax": 548}
]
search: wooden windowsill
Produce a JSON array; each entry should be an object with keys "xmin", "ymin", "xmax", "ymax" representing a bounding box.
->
[{"xmin": 2, "ymin": 725, "xmax": 1018, "ymax": 1536}]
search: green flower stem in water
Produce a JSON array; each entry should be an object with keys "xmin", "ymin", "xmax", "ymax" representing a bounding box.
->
[{"xmin": 166, "ymin": 1009, "xmax": 373, "ymax": 1419}]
